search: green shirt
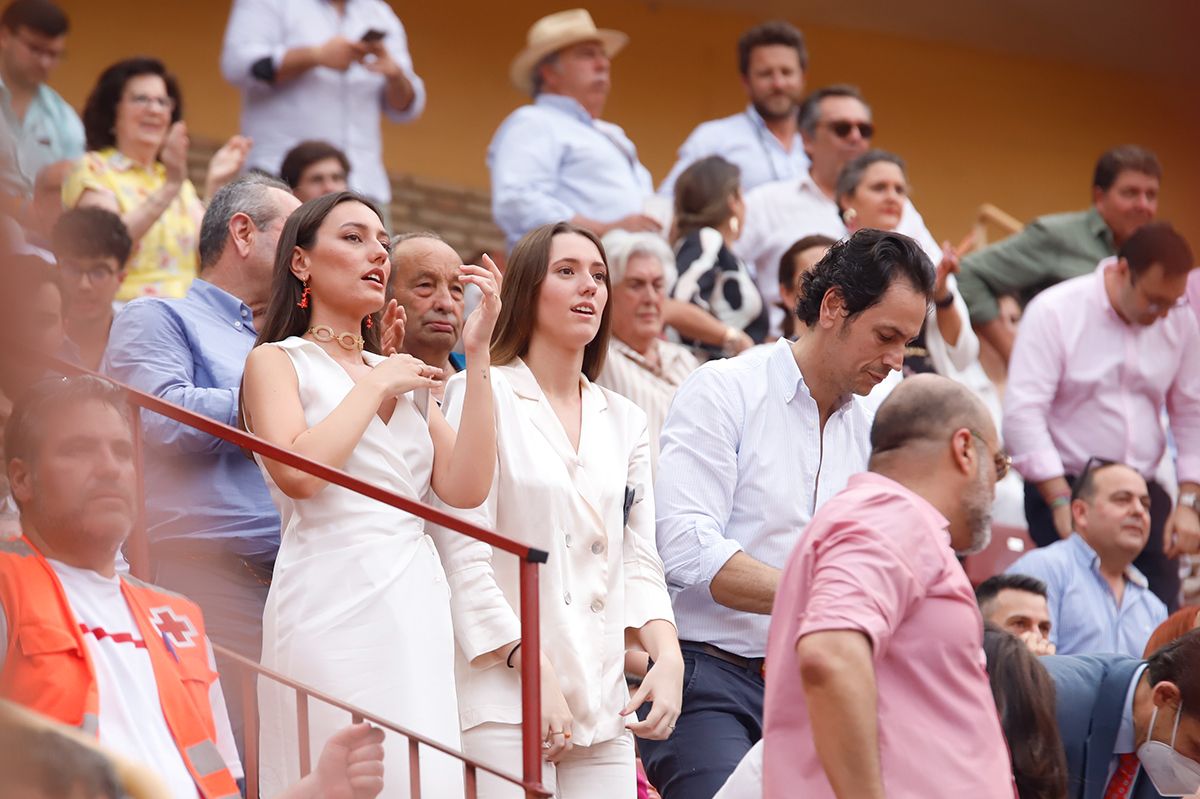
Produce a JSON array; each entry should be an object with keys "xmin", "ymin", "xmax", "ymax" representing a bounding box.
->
[{"xmin": 957, "ymin": 207, "xmax": 1115, "ymax": 324}]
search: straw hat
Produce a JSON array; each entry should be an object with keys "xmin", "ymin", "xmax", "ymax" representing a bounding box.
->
[{"xmin": 509, "ymin": 9, "xmax": 628, "ymax": 95}]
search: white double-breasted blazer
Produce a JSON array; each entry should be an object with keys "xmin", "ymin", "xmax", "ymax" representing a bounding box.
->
[{"xmin": 430, "ymin": 359, "xmax": 675, "ymax": 747}]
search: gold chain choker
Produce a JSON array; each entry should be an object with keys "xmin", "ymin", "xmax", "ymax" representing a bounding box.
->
[{"xmin": 308, "ymin": 325, "xmax": 364, "ymax": 352}]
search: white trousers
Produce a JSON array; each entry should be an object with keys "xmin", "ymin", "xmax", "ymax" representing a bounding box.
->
[{"xmin": 462, "ymin": 722, "xmax": 636, "ymax": 799}]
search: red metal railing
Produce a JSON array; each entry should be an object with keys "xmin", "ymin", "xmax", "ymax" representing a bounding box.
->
[{"xmin": 49, "ymin": 359, "xmax": 551, "ymax": 798}]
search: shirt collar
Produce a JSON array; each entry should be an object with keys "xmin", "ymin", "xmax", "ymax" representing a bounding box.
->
[
  {"xmin": 187, "ymin": 278, "xmax": 256, "ymax": 326},
  {"xmin": 535, "ymin": 93, "xmax": 593, "ymax": 124},
  {"xmin": 102, "ymin": 147, "xmax": 164, "ymax": 176},
  {"xmin": 1085, "ymin": 206, "xmax": 1116, "ymax": 251},
  {"xmin": 772, "ymin": 337, "xmax": 854, "ymax": 414},
  {"xmin": 849, "ymin": 472, "xmax": 953, "ymax": 543},
  {"xmin": 504, "ymin": 357, "xmax": 609, "ymax": 412},
  {"xmin": 611, "ymin": 337, "xmax": 658, "ymax": 372},
  {"xmin": 1115, "ymin": 663, "xmax": 1149, "ymax": 754},
  {"xmin": 1065, "ymin": 532, "xmax": 1150, "ymax": 589}
]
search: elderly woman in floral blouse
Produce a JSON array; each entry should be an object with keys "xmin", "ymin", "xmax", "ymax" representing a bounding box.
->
[{"xmin": 64, "ymin": 57, "xmax": 249, "ymax": 301}]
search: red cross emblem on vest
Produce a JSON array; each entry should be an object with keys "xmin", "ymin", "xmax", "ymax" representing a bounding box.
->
[{"xmin": 149, "ymin": 606, "xmax": 198, "ymax": 649}]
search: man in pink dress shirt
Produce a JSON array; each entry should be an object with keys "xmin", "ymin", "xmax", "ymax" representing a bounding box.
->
[
  {"xmin": 762, "ymin": 374, "xmax": 1016, "ymax": 798},
  {"xmin": 1003, "ymin": 221, "xmax": 1200, "ymax": 611}
]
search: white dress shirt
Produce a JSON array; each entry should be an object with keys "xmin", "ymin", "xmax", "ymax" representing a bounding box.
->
[
  {"xmin": 734, "ymin": 171, "xmax": 936, "ymax": 337},
  {"xmin": 430, "ymin": 360, "xmax": 675, "ymax": 747},
  {"xmin": 220, "ymin": 0, "xmax": 426, "ymax": 204},
  {"xmin": 655, "ymin": 339, "xmax": 874, "ymax": 657},
  {"xmin": 487, "ymin": 94, "xmax": 654, "ymax": 248},
  {"xmin": 657, "ymin": 105, "xmax": 810, "ymax": 197}
]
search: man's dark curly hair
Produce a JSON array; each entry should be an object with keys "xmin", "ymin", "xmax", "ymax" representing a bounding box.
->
[{"xmin": 794, "ymin": 229, "xmax": 934, "ymax": 328}]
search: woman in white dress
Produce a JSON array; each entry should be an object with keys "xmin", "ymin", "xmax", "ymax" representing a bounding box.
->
[
  {"xmin": 432, "ymin": 221, "xmax": 684, "ymax": 799},
  {"xmin": 241, "ymin": 191, "xmax": 502, "ymax": 798}
]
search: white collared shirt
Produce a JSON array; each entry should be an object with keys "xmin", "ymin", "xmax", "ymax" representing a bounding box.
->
[
  {"xmin": 734, "ymin": 171, "xmax": 937, "ymax": 337},
  {"xmin": 430, "ymin": 360, "xmax": 674, "ymax": 746},
  {"xmin": 657, "ymin": 104, "xmax": 810, "ymax": 197},
  {"xmin": 219, "ymin": 0, "xmax": 426, "ymax": 203},
  {"xmin": 487, "ymin": 94, "xmax": 654, "ymax": 248},
  {"xmin": 655, "ymin": 339, "xmax": 875, "ymax": 657}
]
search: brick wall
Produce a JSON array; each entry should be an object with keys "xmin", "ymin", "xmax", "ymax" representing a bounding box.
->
[{"xmin": 189, "ymin": 139, "xmax": 505, "ymax": 260}]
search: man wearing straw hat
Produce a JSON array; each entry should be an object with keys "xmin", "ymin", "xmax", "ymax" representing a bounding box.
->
[{"xmin": 488, "ymin": 9, "xmax": 660, "ymax": 249}]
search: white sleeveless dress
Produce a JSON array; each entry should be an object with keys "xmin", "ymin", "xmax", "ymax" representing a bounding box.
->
[{"xmin": 254, "ymin": 337, "xmax": 462, "ymax": 798}]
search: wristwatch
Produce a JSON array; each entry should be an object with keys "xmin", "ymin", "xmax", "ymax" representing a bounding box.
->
[{"xmin": 1180, "ymin": 491, "xmax": 1199, "ymax": 513}]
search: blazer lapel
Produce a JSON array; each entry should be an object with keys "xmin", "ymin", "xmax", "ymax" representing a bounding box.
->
[
  {"xmin": 504, "ymin": 361, "xmax": 607, "ymax": 528},
  {"xmin": 571, "ymin": 379, "xmax": 610, "ymax": 528},
  {"xmin": 1084, "ymin": 659, "xmax": 1146, "ymax": 799}
]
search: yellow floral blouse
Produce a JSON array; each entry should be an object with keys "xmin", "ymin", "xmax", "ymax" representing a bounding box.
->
[{"xmin": 62, "ymin": 147, "xmax": 203, "ymax": 300}]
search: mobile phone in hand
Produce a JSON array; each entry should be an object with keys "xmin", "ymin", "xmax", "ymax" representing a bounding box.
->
[{"xmin": 361, "ymin": 29, "xmax": 386, "ymax": 44}]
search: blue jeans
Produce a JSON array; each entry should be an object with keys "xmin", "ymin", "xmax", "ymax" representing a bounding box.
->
[{"xmin": 636, "ymin": 645, "xmax": 765, "ymax": 799}]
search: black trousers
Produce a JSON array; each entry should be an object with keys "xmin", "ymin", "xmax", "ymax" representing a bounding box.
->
[
  {"xmin": 636, "ymin": 645, "xmax": 765, "ymax": 799},
  {"xmin": 1023, "ymin": 477, "xmax": 1180, "ymax": 611}
]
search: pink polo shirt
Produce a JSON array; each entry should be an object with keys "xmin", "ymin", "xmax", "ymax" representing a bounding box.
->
[{"xmin": 761, "ymin": 473, "xmax": 1015, "ymax": 799}]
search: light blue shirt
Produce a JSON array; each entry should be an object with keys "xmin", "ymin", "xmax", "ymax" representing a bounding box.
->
[
  {"xmin": 1006, "ymin": 534, "xmax": 1166, "ymax": 657},
  {"xmin": 657, "ymin": 104, "xmax": 809, "ymax": 197},
  {"xmin": 0, "ymin": 76, "xmax": 84, "ymax": 188},
  {"xmin": 654, "ymin": 339, "xmax": 875, "ymax": 657},
  {"xmin": 487, "ymin": 93, "xmax": 653, "ymax": 248},
  {"xmin": 102, "ymin": 279, "xmax": 280, "ymax": 559}
]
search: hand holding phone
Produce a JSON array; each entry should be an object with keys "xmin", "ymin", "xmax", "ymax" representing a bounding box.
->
[{"xmin": 361, "ymin": 29, "xmax": 386, "ymax": 44}]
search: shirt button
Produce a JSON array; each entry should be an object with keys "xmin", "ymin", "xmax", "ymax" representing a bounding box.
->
[
  {"xmin": 564, "ymin": 534, "xmax": 573, "ymax": 548},
  {"xmin": 240, "ymin": 308, "xmax": 249, "ymax": 318},
  {"xmin": 563, "ymin": 591, "xmax": 572, "ymax": 605},
  {"xmin": 590, "ymin": 541, "xmax": 604, "ymax": 555},
  {"xmin": 590, "ymin": 599, "xmax": 604, "ymax": 613},
  {"xmin": 233, "ymin": 321, "xmax": 243, "ymax": 329}
]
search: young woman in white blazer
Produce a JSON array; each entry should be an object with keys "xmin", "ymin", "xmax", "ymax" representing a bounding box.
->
[{"xmin": 432, "ymin": 221, "xmax": 684, "ymax": 798}]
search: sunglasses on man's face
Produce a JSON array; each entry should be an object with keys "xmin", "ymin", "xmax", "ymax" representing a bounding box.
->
[{"xmin": 824, "ymin": 120, "xmax": 875, "ymax": 139}]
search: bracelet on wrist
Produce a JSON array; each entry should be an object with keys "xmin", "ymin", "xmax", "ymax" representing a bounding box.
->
[
  {"xmin": 505, "ymin": 642, "xmax": 521, "ymax": 669},
  {"xmin": 934, "ymin": 292, "xmax": 955, "ymax": 309},
  {"xmin": 1048, "ymin": 493, "xmax": 1071, "ymax": 509}
]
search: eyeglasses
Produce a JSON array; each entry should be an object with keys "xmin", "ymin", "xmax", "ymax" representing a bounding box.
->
[
  {"xmin": 1145, "ymin": 296, "xmax": 1189, "ymax": 315},
  {"xmin": 823, "ymin": 120, "xmax": 875, "ymax": 139},
  {"xmin": 60, "ymin": 261, "xmax": 118, "ymax": 283},
  {"xmin": 969, "ymin": 430, "xmax": 1012, "ymax": 483},
  {"xmin": 1070, "ymin": 455, "xmax": 1118, "ymax": 502},
  {"xmin": 16, "ymin": 34, "xmax": 64, "ymax": 63},
  {"xmin": 125, "ymin": 93, "xmax": 176, "ymax": 112}
]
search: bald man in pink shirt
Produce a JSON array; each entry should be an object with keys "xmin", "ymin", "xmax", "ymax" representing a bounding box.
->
[{"xmin": 761, "ymin": 375, "xmax": 1017, "ymax": 798}]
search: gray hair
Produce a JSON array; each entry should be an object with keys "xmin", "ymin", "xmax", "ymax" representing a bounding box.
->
[
  {"xmin": 798, "ymin": 84, "xmax": 869, "ymax": 139},
  {"xmin": 835, "ymin": 149, "xmax": 906, "ymax": 204},
  {"xmin": 530, "ymin": 51, "xmax": 559, "ymax": 97},
  {"xmin": 600, "ymin": 230, "xmax": 677, "ymax": 292},
  {"xmin": 198, "ymin": 172, "xmax": 291, "ymax": 270}
]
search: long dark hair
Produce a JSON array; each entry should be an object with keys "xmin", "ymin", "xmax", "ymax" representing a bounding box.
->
[
  {"xmin": 982, "ymin": 625, "xmax": 1069, "ymax": 799},
  {"xmin": 254, "ymin": 191, "xmax": 385, "ymax": 353},
  {"xmin": 489, "ymin": 221, "xmax": 611, "ymax": 380},
  {"xmin": 82, "ymin": 57, "xmax": 183, "ymax": 152}
]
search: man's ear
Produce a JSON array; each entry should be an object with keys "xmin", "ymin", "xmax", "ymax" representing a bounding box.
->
[
  {"xmin": 229, "ymin": 211, "xmax": 256, "ymax": 259},
  {"xmin": 817, "ymin": 287, "xmax": 844, "ymax": 330},
  {"xmin": 1151, "ymin": 680, "xmax": 1182, "ymax": 709},
  {"xmin": 8, "ymin": 458, "xmax": 33, "ymax": 508},
  {"xmin": 950, "ymin": 428, "xmax": 976, "ymax": 477}
]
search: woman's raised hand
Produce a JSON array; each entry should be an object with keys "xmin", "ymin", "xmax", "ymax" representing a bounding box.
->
[
  {"xmin": 460, "ymin": 254, "xmax": 503, "ymax": 355},
  {"xmin": 161, "ymin": 121, "xmax": 189, "ymax": 185},
  {"xmin": 206, "ymin": 134, "xmax": 253, "ymax": 198},
  {"xmin": 367, "ymin": 352, "xmax": 443, "ymax": 397}
]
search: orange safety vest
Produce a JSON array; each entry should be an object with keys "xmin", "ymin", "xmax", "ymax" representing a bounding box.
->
[{"xmin": 0, "ymin": 535, "xmax": 240, "ymax": 799}]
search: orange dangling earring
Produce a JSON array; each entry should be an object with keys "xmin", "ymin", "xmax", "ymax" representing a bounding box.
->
[
  {"xmin": 297, "ymin": 277, "xmax": 311, "ymax": 309},
  {"xmin": 364, "ymin": 314, "xmax": 373, "ymax": 329}
]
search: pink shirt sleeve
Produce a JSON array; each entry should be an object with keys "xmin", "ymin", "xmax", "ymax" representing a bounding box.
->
[
  {"xmin": 795, "ymin": 522, "xmax": 924, "ymax": 660},
  {"xmin": 1003, "ymin": 294, "xmax": 1069, "ymax": 482}
]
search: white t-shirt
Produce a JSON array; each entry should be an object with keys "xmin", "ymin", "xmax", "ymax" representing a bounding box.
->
[{"xmin": 48, "ymin": 560, "xmax": 242, "ymax": 799}]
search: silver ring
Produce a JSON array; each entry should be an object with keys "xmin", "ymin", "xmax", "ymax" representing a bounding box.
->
[{"xmin": 548, "ymin": 730, "xmax": 565, "ymax": 737}]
